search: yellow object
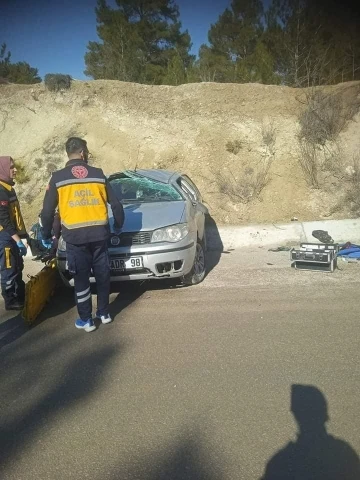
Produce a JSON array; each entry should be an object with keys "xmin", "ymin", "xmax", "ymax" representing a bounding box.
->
[
  {"xmin": 58, "ymin": 181, "xmax": 108, "ymax": 230},
  {"xmin": 22, "ymin": 259, "xmax": 59, "ymax": 325},
  {"xmin": 5, "ymin": 247, "xmax": 11, "ymax": 268}
]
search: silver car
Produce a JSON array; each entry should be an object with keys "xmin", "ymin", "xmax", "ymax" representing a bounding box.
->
[{"xmin": 57, "ymin": 169, "xmax": 208, "ymax": 287}]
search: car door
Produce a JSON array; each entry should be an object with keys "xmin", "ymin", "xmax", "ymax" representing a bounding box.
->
[{"xmin": 178, "ymin": 175, "xmax": 208, "ymax": 245}]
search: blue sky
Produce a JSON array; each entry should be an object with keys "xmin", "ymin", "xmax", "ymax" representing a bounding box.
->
[{"xmin": 0, "ymin": 0, "xmax": 238, "ymax": 80}]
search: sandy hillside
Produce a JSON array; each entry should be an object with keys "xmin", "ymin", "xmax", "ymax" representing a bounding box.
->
[{"xmin": 0, "ymin": 79, "xmax": 359, "ymax": 229}]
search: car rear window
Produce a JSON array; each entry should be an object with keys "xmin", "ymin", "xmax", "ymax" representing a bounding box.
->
[{"xmin": 109, "ymin": 174, "xmax": 183, "ymax": 203}]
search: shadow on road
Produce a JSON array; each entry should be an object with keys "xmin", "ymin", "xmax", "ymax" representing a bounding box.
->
[
  {"xmin": 0, "ymin": 313, "xmax": 124, "ymax": 474},
  {"xmin": 108, "ymin": 282, "xmax": 147, "ymax": 322},
  {"xmin": 0, "ymin": 312, "xmax": 28, "ymax": 350},
  {"xmin": 261, "ymin": 384, "xmax": 360, "ymax": 480},
  {"xmin": 103, "ymin": 431, "xmax": 224, "ymax": 480},
  {"xmin": 0, "ymin": 284, "xmax": 75, "ymax": 351},
  {"xmin": 142, "ymin": 436, "xmax": 224, "ymax": 480}
]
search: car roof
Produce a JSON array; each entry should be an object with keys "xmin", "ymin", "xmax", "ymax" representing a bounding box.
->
[{"xmin": 125, "ymin": 169, "xmax": 180, "ymax": 184}]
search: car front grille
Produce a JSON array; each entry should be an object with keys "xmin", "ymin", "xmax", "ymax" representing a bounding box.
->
[{"xmin": 110, "ymin": 231, "xmax": 152, "ymax": 247}]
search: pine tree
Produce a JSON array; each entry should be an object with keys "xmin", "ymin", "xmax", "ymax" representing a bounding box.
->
[
  {"xmin": 162, "ymin": 51, "xmax": 186, "ymax": 85},
  {"xmin": 198, "ymin": 0, "xmax": 276, "ymax": 84},
  {"xmin": 265, "ymin": 0, "xmax": 360, "ymax": 86},
  {"xmin": 0, "ymin": 43, "xmax": 41, "ymax": 84},
  {"xmin": 0, "ymin": 43, "xmax": 11, "ymax": 79},
  {"xmin": 85, "ymin": 0, "xmax": 194, "ymax": 84}
]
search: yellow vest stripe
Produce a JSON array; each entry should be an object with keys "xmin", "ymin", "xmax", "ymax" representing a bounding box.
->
[
  {"xmin": 0, "ymin": 181, "xmax": 11, "ymax": 191},
  {"xmin": 56, "ymin": 178, "xmax": 105, "ymax": 188},
  {"xmin": 5, "ymin": 247, "xmax": 11, "ymax": 268},
  {"xmin": 0, "ymin": 181, "xmax": 27, "ymax": 236}
]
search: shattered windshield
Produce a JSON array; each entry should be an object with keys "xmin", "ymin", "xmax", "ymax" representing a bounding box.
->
[{"xmin": 109, "ymin": 173, "xmax": 183, "ymax": 203}]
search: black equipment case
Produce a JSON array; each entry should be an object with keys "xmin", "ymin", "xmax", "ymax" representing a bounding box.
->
[{"xmin": 290, "ymin": 243, "xmax": 339, "ymax": 272}]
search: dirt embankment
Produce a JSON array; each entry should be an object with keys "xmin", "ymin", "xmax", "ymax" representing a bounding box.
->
[{"xmin": 0, "ymin": 79, "xmax": 359, "ymax": 228}]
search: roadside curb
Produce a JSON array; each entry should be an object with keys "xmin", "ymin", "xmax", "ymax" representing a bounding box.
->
[
  {"xmin": 23, "ymin": 218, "xmax": 360, "ymax": 257},
  {"xmin": 208, "ymin": 219, "xmax": 360, "ymax": 250}
]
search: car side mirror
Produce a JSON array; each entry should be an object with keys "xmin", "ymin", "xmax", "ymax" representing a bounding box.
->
[{"xmin": 194, "ymin": 202, "xmax": 208, "ymax": 214}]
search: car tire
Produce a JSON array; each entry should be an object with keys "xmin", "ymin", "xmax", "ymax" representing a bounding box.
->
[{"xmin": 182, "ymin": 239, "xmax": 206, "ymax": 286}]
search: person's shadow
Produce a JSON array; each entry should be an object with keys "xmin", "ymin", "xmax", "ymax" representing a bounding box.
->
[{"xmin": 261, "ymin": 384, "xmax": 360, "ymax": 480}]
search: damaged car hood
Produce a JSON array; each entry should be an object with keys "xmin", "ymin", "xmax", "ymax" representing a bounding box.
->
[{"xmin": 109, "ymin": 201, "xmax": 186, "ymax": 232}]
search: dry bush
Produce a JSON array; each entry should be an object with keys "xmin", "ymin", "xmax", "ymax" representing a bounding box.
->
[
  {"xmin": 46, "ymin": 162, "xmax": 57, "ymax": 174},
  {"xmin": 215, "ymin": 159, "xmax": 273, "ymax": 204},
  {"xmin": 42, "ymin": 138, "xmax": 64, "ymax": 156},
  {"xmin": 298, "ymin": 140, "xmax": 319, "ymax": 188},
  {"xmin": 44, "ymin": 73, "xmax": 72, "ymax": 92},
  {"xmin": 297, "ymin": 86, "xmax": 360, "ymax": 193},
  {"xmin": 14, "ymin": 162, "xmax": 30, "ymax": 184},
  {"xmin": 226, "ymin": 139, "xmax": 243, "ymax": 155},
  {"xmin": 157, "ymin": 153, "xmax": 180, "ymax": 169},
  {"xmin": 261, "ymin": 120, "xmax": 276, "ymax": 152},
  {"xmin": 34, "ymin": 157, "xmax": 43, "ymax": 168},
  {"xmin": 23, "ymin": 192, "xmax": 34, "ymax": 204},
  {"xmin": 336, "ymin": 154, "xmax": 360, "ymax": 216},
  {"xmin": 320, "ymin": 143, "xmax": 344, "ymax": 180},
  {"xmin": 299, "ymin": 89, "xmax": 360, "ymax": 146}
]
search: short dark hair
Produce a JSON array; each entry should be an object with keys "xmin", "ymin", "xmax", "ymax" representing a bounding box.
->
[{"xmin": 65, "ymin": 137, "xmax": 88, "ymax": 155}]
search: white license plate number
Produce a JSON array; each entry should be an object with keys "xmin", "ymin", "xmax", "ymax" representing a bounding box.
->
[{"xmin": 110, "ymin": 257, "xmax": 143, "ymax": 271}]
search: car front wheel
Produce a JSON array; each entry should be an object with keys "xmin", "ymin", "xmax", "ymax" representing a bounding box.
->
[{"xmin": 182, "ymin": 240, "xmax": 206, "ymax": 286}]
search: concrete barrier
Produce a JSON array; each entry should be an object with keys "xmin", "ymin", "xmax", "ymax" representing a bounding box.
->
[
  {"xmin": 23, "ymin": 218, "xmax": 360, "ymax": 255},
  {"xmin": 207, "ymin": 219, "xmax": 360, "ymax": 250}
]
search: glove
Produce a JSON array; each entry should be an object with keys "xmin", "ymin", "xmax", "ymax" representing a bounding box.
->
[
  {"xmin": 41, "ymin": 238, "xmax": 53, "ymax": 250},
  {"xmin": 16, "ymin": 240, "xmax": 27, "ymax": 257}
]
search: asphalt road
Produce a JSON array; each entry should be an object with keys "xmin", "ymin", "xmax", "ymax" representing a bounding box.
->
[{"xmin": 0, "ymin": 249, "xmax": 359, "ymax": 480}]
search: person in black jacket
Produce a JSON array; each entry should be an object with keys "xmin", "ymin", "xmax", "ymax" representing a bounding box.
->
[
  {"xmin": 0, "ymin": 156, "xmax": 28, "ymax": 310},
  {"xmin": 41, "ymin": 137, "xmax": 124, "ymax": 332}
]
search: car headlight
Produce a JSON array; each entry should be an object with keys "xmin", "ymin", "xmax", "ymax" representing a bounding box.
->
[
  {"xmin": 151, "ymin": 223, "xmax": 189, "ymax": 243},
  {"xmin": 58, "ymin": 236, "xmax": 66, "ymax": 251}
]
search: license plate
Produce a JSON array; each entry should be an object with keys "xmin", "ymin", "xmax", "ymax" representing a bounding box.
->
[{"xmin": 110, "ymin": 257, "xmax": 143, "ymax": 271}]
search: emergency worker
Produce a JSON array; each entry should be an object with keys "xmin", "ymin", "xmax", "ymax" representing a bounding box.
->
[
  {"xmin": 41, "ymin": 137, "xmax": 124, "ymax": 332},
  {"xmin": 0, "ymin": 156, "xmax": 28, "ymax": 310}
]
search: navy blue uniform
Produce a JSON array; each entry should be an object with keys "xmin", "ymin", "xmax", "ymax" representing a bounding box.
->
[
  {"xmin": 0, "ymin": 180, "xmax": 27, "ymax": 308},
  {"xmin": 41, "ymin": 159, "xmax": 124, "ymax": 320}
]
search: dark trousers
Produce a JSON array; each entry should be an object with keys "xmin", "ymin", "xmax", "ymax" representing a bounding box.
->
[
  {"xmin": 66, "ymin": 240, "xmax": 110, "ymax": 320},
  {"xmin": 0, "ymin": 239, "xmax": 25, "ymax": 307}
]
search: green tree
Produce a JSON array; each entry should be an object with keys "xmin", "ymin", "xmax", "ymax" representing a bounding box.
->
[
  {"xmin": 195, "ymin": 44, "xmax": 229, "ymax": 82},
  {"xmin": 321, "ymin": 1, "xmax": 360, "ymax": 83},
  {"xmin": 245, "ymin": 40, "xmax": 279, "ymax": 84},
  {"xmin": 198, "ymin": 0, "xmax": 276, "ymax": 84},
  {"xmin": 85, "ymin": 0, "xmax": 194, "ymax": 84},
  {"xmin": 265, "ymin": 0, "xmax": 322, "ymax": 86},
  {"xmin": 0, "ymin": 43, "xmax": 11, "ymax": 79},
  {"xmin": 265, "ymin": 0, "xmax": 360, "ymax": 86},
  {"xmin": 162, "ymin": 51, "xmax": 186, "ymax": 85},
  {"xmin": 0, "ymin": 43, "xmax": 41, "ymax": 84},
  {"xmin": 7, "ymin": 62, "xmax": 41, "ymax": 84}
]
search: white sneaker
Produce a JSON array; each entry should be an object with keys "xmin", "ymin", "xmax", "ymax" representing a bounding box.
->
[
  {"xmin": 75, "ymin": 318, "xmax": 96, "ymax": 332},
  {"xmin": 96, "ymin": 313, "xmax": 113, "ymax": 324}
]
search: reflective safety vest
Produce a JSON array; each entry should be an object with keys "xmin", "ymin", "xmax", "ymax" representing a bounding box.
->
[
  {"xmin": 41, "ymin": 160, "xmax": 124, "ymax": 245},
  {"xmin": 55, "ymin": 176, "xmax": 108, "ymax": 230},
  {"xmin": 0, "ymin": 180, "xmax": 27, "ymax": 240}
]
